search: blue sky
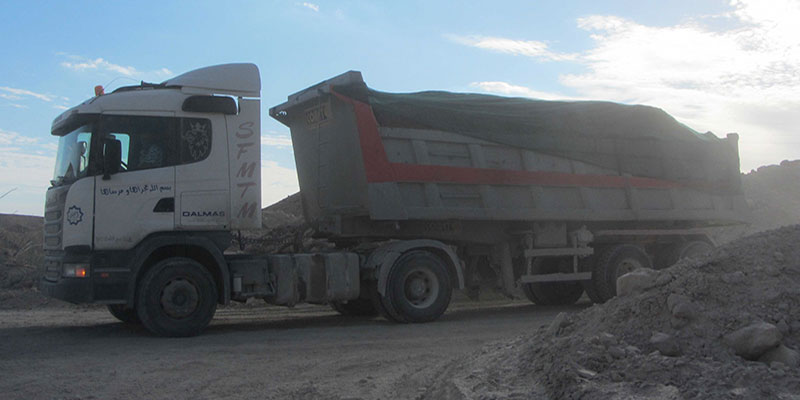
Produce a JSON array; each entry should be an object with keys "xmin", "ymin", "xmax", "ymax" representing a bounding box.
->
[{"xmin": 2, "ymin": 0, "xmax": 798, "ymax": 215}]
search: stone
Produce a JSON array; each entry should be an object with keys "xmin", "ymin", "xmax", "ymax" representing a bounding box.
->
[
  {"xmin": 667, "ymin": 293, "xmax": 692, "ymax": 312},
  {"xmin": 576, "ymin": 368, "xmax": 597, "ymax": 379},
  {"xmin": 672, "ymin": 302, "xmax": 699, "ymax": 320},
  {"xmin": 608, "ymin": 345, "xmax": 626, "ymax": 359},
  {"xmin": 773, "ymin": 251, "xmax": 785, "ymax": 262},
  {"xmin": 616, "ymin": 268, "xmax": 659, "ymax": 297},
  {"xmin": 759, "ymin": 344, "xmax": 800, "ymax": 367},
  {"xmin": 723, "ymin": 322, "xmax": 782, "ymax": 360},
  {"xmin": 650, "ymin": 332, "xmax": 680, "ymax": 357},
  {"xmin": 764, "ymin": 265, "xmax": 781, "ymax": 277},
  {"xmin": 546, "ymin": 312, "xmax": 570, "ymax": 336},
  {"xmin": 595, "ymin": 332, "xmax": 618, "ymax": 348},
  {"xmin": 654, "ymin": 273, "xmax": 673, "ymax": 287},
  {"xmin": 624, "ymin": 345, "xmax": 641, "ymax": 355}
]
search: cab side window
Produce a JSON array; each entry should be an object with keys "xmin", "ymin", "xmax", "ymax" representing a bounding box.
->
[{"xmin": 101, "ymin": 116, "xmax": 212, "ymax": 173}]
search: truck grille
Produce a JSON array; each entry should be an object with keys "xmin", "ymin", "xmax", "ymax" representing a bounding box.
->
[
  {"xmin": 43, "ymin": 186, "xmax": 68, "ymax": 251},
  {"xmin": 43, "ymin": 254, "xmax": 62, "ymax": 282}
]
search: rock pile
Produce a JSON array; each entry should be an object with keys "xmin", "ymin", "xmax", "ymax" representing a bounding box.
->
[{"xmin": 424, "ymin": 225, "xmax": 800, "ymax": 399}]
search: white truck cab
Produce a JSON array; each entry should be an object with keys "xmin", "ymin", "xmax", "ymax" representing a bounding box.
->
[{"xmin": 40, "ymin": 64, "xmax": 267, "ymax": 334}]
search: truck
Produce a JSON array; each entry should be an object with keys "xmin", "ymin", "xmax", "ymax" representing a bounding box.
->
[{"xmin": 39, "ymin": 63, "xmax": 748, "ymax": 336}]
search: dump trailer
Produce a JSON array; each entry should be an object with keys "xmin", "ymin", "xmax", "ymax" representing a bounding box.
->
[{"xmin": 40, "ymin": 64, "xmax": 748, "ymax": 337}]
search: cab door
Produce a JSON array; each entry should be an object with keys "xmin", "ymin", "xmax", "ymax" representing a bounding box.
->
[{"xmin": 94, "ymin": 114, "xmax": 177, "ymax": 250}]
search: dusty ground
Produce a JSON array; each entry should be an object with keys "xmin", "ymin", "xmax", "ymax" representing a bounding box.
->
[{"xmin": 0, "ymin": 298, "xmax": 578, "ymax": 400}]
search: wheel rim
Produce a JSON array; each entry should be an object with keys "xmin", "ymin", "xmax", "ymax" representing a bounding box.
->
[
  {"xmin": 403, "ymin": 268, "xmax": 440, "ymax": 309},
  {"xmin": 616, "ymin": 257, "xmax": 643, "ymax": 278},
  {"xmin": 160, "ymin": 278, "xmax": 200, "ymax": 319}
]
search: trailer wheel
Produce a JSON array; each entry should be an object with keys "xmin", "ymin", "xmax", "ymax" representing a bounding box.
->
[
  {"xmin": 107, "ymin": 305, "xmax": 140, "ymax": 324},
  {"xmin": 330, "ymin": 298, "xmax": 378, "ymax": 317},
  {"xmin": 381, "ymin": 250, "xmax": 452, "ymax": 323},
  {"xmin": 673, "ymin": 240, "xmax": 714, "ymax": 261},
  {"xmin": 522, "ymin": 257, "xmax": 584, "ymax": 306},
  {"xmin": 592, "ymin": 244, "xmax": 652, "ymax": 303},
  {"xmin": 578, "ymin": 254, "xmax": 605, "ymax": 304},
  {"xmin": 136, "ymin": 257, "xmax": 218, "ymax": 337},
  {"xmin": 655, "ymin": 240, "xmax": 714, "ymax": 269}
]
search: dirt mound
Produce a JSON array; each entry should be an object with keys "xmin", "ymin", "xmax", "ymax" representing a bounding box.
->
[
  {"xmin": 425, "ymin": 225, "xmax": 800, "ymax": 399},
  {"xmin": 0, "ymin": 214, "xmax": 43, "ymax": 290}
]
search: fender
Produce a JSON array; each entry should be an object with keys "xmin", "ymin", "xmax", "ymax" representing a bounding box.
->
[
  {"xmin": 125, "ymin": 232, "xmax": 232, "ymax": 306},
  {"xmin": 366, "ymin": 239, "xmax": 465, "ymax": 296}
]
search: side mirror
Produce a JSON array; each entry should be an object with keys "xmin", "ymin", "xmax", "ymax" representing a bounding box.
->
[{"xmin": 102, "ymin": 138, "xmax": 122, "ymax": 180}]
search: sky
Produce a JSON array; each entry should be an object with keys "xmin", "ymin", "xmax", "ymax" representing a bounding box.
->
[{"xmin": 1, "ymin": 0, "xmax": 799, "ymax": 216}]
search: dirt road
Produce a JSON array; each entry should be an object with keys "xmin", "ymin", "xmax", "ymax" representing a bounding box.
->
[{"xmin": 0, "ymin": 300, "xmax": 582, "ymax": 400}]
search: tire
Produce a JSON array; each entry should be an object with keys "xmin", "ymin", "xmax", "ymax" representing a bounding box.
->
[
  {"xmin": 592, "ymin": 244, "xmax": 652, "ymax": 303},
  {"xmin": 380, "ymin": 250, "xmax": 453, "ymax": 323},
  {"xmin": 673, "ymin": 240, "xmax": 714, "ymax": 261},
  {"xmin": 331, "ymin": 298, "xmax": 378, "ymax": 317},
  {"xmin": 107, "ymin": 304, "xmax": 140, "ymax": 324},
  {"xmin": 522, "ymin": 257, "xmax": 584, "ymax": 306},
  {"xmin": 367, "ymin": 280, "xmax": 404, "ymax": 323},
  {"xmin": 655, "ymin": 240, "xmax": 714, "ymax": 269},
  {"xmin": 136, "ymin": 257, "xmax": 218, "ymax": 337},
  {"xmin": 578, "ymin": 254, "xmax": 605, "ymax": 304}
]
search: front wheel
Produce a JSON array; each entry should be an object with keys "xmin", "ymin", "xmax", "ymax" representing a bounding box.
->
[
  {"xmin": 380, "ymin": 250, "xmax": 453, "ymax": 323},
  {"xmin": 107, "ymin": 304, "xmax": 140, "ymax": 324},
  {"xmin": 136, "ymin": 257, "xmax": 218, "ymax": 337}
]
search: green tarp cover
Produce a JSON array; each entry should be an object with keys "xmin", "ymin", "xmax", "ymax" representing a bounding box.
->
[{"xmin": 336, "ymin": 83, "xmax": 739, "ymax": 191}]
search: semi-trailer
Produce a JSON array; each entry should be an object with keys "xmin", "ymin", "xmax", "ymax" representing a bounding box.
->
[{"xmin": 39, "ymin": 64, "xmax": 748, "ymax": 336}]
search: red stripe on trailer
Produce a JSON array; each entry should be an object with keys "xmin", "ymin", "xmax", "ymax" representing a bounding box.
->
[
  {"xmin": 332, "ymin": 89, "xmax": 395, "ymax": 182},
  {"xmin": 332, "ymin": 88, "xmax": 681, "ymax": 189}
]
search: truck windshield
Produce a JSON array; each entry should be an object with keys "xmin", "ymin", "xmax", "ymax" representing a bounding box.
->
[{"xmin": 52, "ymin": 124, "xmax": 93, "ymax": 185}]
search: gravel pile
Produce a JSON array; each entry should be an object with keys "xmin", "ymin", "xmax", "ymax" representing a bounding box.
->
[{"xmin": 425, "ymin": 225, "xmax": 800, "ymax": 399}]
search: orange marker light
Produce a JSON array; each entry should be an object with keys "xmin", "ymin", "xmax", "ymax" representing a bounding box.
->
[
  {"xmin": 76, "ymin": 267, "xmax": 88, "ymax": 278},
  {"xmin": 94, "ymin": 85, "xmax": 104, "ymax": 96}
]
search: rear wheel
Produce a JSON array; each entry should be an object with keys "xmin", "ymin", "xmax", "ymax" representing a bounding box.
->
[
  {"xmin": 379, "ymin": 250, "xmax": 453, "ymax": 323},
  {"xmin": 136, "ymin": 257, "xmax": 218, "ymax": 337},
  {"xmin": 107, "ymin": 304, "xmax": 139, "ymax": 324},
  {"xmin": 655, "ymin": 239, "xmax": 714, "ymax": 269},
  {"xmin": 579, "ymin": 254, "xmax": 605, "ymax": 304},
  {"xmin": 522, "ymin": 257, "xmax": 584, "ymax": 306},
  {"xmin": 673, "ymin": 240, "xmax": 713, "ymax": 261},
  {"xmin": 592, "ymin": 245, "xmax": 652, "ymax": 303},
  {"xmin": 331, "ymin": 298, "xmax": 378, "ymax": 317}
]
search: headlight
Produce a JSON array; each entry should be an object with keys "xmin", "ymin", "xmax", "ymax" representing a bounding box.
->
[{"xmin": 62, "ymin": 263, "xmax": 89, "ymax": 278}]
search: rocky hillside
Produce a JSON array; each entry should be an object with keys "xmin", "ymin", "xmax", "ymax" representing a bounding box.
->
[{"xmin": 423, "ymin": 225, "xmax": 800, "ymax": 399}]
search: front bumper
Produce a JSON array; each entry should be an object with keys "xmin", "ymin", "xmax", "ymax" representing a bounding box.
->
[
  {"xmin": 39, "ymin": 276, "xmax": 94, "ymax": 304},
  {"xmin": 39, "ymin": 250, "xmax": 130, "ymax": 305}
]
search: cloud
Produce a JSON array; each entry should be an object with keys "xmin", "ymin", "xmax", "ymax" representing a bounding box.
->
[
  {"xmin": 0, "ymin": 86, "xmax": 54, "ymax": 102},
  {"xmin": 0, "ymin": 129, "xmax": 54, "ymax": 215},
  {"xmin": 447, "ymin": 34, "xmax": 578, "ymax": 61},
  {"xmin": 301, "ymin": 2, "xmax": 319, "ymax": 12},
  {"xmin": 52, "ymin": 105, "xmax": 69, "ymax": 110},
  {"xmin": 260, "ymin": 160, "xmax": 299, "ymax": 207},
  {"xmin": 0, "ymin": 129, "xmax": 39, "ymax": 146},
  {"xmin": 261, "ymin": 134, "xmax": 293, "ymax": 148},
  {"xmin": 61, "ymin": 57, "xmax": 138, "ymax": 76},
  {"xmin": 60, "ymin": 55, "xmax": 173, "ymax": 79},
  {"xmin": 451, "ymin": 0, "xmax": 800, "ymax": 170}
]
